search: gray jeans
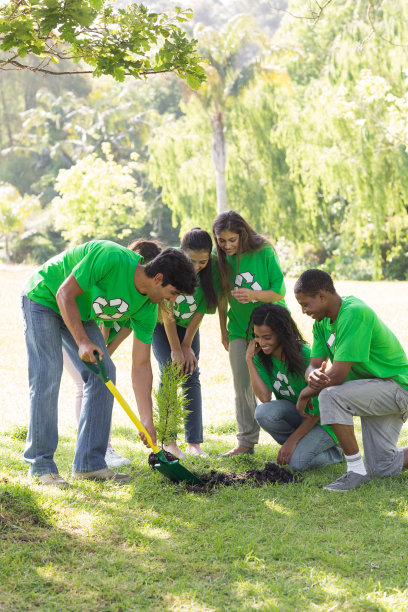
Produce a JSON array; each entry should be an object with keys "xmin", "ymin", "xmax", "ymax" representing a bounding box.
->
[
  {"xmin": 255, "ymin": 400, "xmax": 343, "ymax": 470},
  {"xmin": 229, "ymin": 338, "xmax": 259, "ymax": 447},
  {"xmin": 319, "ymin": 378, "xmax": 408, "ymax": 477}
]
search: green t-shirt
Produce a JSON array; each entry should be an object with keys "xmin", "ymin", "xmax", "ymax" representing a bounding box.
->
[
  {"xmin": 102, "ymin": 319, "xmax": 133, "ymax": 346},
  {"xmin": 225, "ymin": 244, "xmax": 287, "ymax": 340},
  {"xmin": 172, "ymin": 258, "xmax": 218, "ymax": 328},
  {"xmin": 23, "ymin": 240, "xmax": 158, "ymax": 344},
  {"xmin": 311, "ymin": 296, "xmax": 408, "ymax": 390},
  {"xmin": 254, "ymin": 344, "xmax": 337, "ymax": 441}
]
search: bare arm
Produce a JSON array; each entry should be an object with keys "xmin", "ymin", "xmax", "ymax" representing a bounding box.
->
[
  {"xmin": 297, "ymin": 360, "xmax": 353, "ymax": 416},
  {"xmin": 163, "ymin": 314, "xmax": 185, "ymax": 367},
  {"xmin": 182, "ymin": 311, "xmax": 204, "ymax": 348},
  {"xmin": 308, "ymin": 359, "xmax": 353, "ymax": 390},
  {"xmin": 245, "ymin": 340, "xmax": 272, "ymax": 403},
  {"xmin": 181, "ymin": 311, "xmax": 204, "ymax": 374},
  {"xmin": 131, "ymin": 335, "xmax": 156, "ymax": 446},
  {"xmin": 323, "ymin": 361, "xmax": 353, "ymax": 385},
  {"xmin": 231, "ymin": 288, "xmax": 285, "ymax": 304},
  {"xmin": 106, "ymin": 326, "xmax": 132, "ymax": 356},
  {"xmin": 305, "ymin": 357, "xmax": 326, "ymax": 381},
  {"xmin": 56, "ymin": 274, "xmax": 103, "ymax": 363},
  {"xmin": 99, "ymin": 324, "xmax": 110, "ymax": 344},
  {"xmin": 277, "ymin": 414, "xmax": 320, "ymax": 465},
  {"xmin": 218, "ymin": 297, "xmax": 229, "ymax": 351}
]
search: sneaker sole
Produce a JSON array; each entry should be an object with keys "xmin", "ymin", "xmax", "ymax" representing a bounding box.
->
[
  {"xmin": 40, "ymin": 482, "xmax": 70, "ymax": 488},
  {"xmin": 72, "ymin": 474, "xmax": 131, "ymax": 482},
  {"xmin": 324, "ymin": 481, "xmax": 370, "ymax": 492}
]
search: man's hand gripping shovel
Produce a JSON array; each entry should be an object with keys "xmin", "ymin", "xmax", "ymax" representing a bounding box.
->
[{"xmin": 83, "ymin": 351, "xmax": 202, "ymax": 485}]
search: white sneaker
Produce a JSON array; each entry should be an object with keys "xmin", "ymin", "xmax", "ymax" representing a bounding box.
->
[{"xmin": 105, "ymin": 447, "xmax": 131, "ymax": 468}]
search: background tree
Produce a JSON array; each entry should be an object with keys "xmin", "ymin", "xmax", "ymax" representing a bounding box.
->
[
  {"xmin": 2, "ymin": 0, "xmax": 407, "ymax": 279},
  {"xmin": 53, "ymin": 144, "xmax": 145, "ymax": 243},
  {"xmin": 192, "ymin": 14, "xmax": 288, "ymax": 213},
  {"xmin": 148, "ymin": 13, "xmax": 292, "ymax": 225},
  {"xmin": 0, "ymin": 182, "xmax": 41, "ymax": 261},
  {"xmin": 272, "ymin": 0, "xmax": 408, "ymax": 278}
]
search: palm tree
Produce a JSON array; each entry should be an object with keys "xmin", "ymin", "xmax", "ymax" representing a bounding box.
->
[{"xmin": 192, "ymin": 15, "xmax": 292, "ymax": 213}]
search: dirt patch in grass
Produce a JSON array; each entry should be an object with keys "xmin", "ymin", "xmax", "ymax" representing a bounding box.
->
[
  {"xmin": 187, "ymin": 462, "xmax": 300, "ymax": 493},
  {"xmin": 148, "ymin": 452, "xmax": 300, "ymax": 492}
]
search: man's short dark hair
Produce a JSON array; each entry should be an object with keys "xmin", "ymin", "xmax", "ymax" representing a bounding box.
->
[
  {"xmin": 294, "ymin": 269, "xmax": 336, "ymax": 296},
  {"xmin": 145, "ymin": 247, "xmax": 198, "ymax": 295}
]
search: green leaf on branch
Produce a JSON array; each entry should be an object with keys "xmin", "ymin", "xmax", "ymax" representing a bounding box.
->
[{"xmin": 0, "ymin": 0, "xmax": 207, "ymax": 87}]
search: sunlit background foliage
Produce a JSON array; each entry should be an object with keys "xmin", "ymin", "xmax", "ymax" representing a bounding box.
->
[{"xmin": 1, "ymin": 0, "xmax": 407, "ymax": 279}]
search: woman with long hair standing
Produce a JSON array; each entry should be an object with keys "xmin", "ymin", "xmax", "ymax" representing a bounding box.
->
[
  {"xmin": 152, "ymin": 228, "xmax": 218, "ymax": 457},
  {"xmin": 213, "ymin": 210, "xmax": 286, "ymax": 456}
]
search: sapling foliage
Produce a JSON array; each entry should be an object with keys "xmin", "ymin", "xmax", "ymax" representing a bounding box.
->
[{"xmin": 153, "ymin": 361, "xmax": 191, "ymax": 448}]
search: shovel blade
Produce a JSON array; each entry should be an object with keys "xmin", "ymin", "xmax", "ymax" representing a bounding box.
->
[{"xmin": 152, "ymin": 450, "xmax": 203, "ymax": 485}]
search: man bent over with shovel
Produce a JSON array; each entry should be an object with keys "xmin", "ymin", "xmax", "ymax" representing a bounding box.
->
[{"xmin": 22, "ymin": 240, "xmax": 197, "ymax": 488}]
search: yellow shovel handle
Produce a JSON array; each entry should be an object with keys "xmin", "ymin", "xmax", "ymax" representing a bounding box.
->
[{"xmin": 105, "ymin": 380, "xmax": 160, "ymax": 454}]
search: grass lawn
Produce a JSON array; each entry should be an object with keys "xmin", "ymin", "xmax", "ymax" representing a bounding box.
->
[{"xmin": 1, "ymin": 265, "xmax": 407, "ymax": 611}]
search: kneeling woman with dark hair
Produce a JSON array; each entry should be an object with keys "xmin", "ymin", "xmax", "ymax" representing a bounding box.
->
[{"xmin": 246, "ymin": 303, "xmax": 343, "ymax": 470}]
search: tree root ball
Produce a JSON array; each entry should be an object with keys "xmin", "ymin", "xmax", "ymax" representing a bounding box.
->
[{"xmin": 148, "ymin": 449, "xmax": 178, "ymax": 468}]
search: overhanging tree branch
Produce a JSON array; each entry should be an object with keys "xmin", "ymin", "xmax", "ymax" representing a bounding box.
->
[
  {"xmin": 0, "ymin": 0, "xmax": 207, "ymax": 87},
  {"xmin": 265, "ymin": 0, "xmax": 334, "ymax": 23},
  {"xmin": 0, "ymin": 57, "xmax": 193, "ymax": 77},
  {"xmin": 266, "ymin": 0, "xmax": 408, "ymax": 47}
]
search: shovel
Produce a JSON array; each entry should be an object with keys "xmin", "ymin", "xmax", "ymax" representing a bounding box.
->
[{"xmin": 83, "ymin": 351, "xmax": 203, "ymax": 485}]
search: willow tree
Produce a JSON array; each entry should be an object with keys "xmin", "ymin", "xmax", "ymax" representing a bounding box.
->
[
  {"xmin": 271, "ymin": 0, "xmax": 408, "ymax": 278},
  {"xmin": 148, "ymin": 97, "xmax": 215, "ymax": 232},
  {"xmin": 148, "ymin": 14, "xmax": 293, "ymax": 230},
  {"xmin": 226, "ymin": 78, "xmax": 297, "ymax": 239},
  {"xmin": 193, "ymin": 14, "xmax": 290, "ymax": 213}
]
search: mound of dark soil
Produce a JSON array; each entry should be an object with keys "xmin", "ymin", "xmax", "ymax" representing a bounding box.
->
[
  {"xmin": 187, "ymin": 462, "xmax": 300, "ymax": 493},
  {"xmin": 148, "ymin": 452, "xmax": 300, "ymax": 492}
]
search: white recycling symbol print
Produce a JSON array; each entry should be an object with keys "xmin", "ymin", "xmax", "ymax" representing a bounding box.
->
[
  {"xmin": 273, "ymin": 370, "xmax": 295, "ymax": 397},
  {"xmin": 173, "ymin": 294, "xmax": 197, "ymax": 320},
  {"xmin": 327, "ymin": 333, "xmax": 336, "ymax": 350},
  {"xmin": 234, "ymin": 271, "xmax": 262, "ymax": 303},
  {"xmin": 92, "ymin": 296, "xmax": 129, "ymax": 320}
]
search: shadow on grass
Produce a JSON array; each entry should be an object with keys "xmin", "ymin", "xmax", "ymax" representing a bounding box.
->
[{"xmin": 1, "ymin": 432, "xmax": 408, "ymax": 610}]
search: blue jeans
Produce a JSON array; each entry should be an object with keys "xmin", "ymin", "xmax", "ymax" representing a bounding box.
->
[
  {"xmin": 152, "ymin": 323, "xmax": 202, "ymax": 443},
  {"xmin": 255, "ymin": 399, "xmax": 343, "ymax": 471},
  {"xmin": 21, "ymin": 295, "xmax": 116, "ymax": 476}
]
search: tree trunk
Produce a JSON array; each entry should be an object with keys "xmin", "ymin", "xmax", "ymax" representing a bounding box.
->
[
  {"xmin": 0, "ymin": 75, "xmax": 14, "ymax": 148},
  {"xmin": 211, "ymin": 110, "xmax": 227, "ymax": 214},
  {"xmin": 4, "ymin": 235, "xmax": 11, "ymax": 263}
]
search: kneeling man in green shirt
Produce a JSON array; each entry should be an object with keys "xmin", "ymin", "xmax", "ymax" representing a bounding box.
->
[
  {"xmin": 22, "ymin": 240, "xmax": 198, "ymax": 488},
  {"xmin": 294, "ymin": 269, "xmax": 408, "ymax": 491}
]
